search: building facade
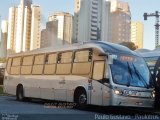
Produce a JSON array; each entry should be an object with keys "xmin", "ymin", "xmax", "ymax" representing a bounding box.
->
[
  {"xmin": 15, "ymin": 0, "xmax": 32, "ymax": 53},
  {"xmin": 7, "ymin": 0, "xmax": 41, "ymax": 53},
  {"xmin": 131, "ymin": 22, "xmax": 144, "ymax": 49},
  {"xmin": 49, "ymin": 12, "xmax": 73, "ymax": 44},
  {"xmin": 110, "ymin": 0, "xmax": 131, "ymax": 43},
  {"xmin": 7, "ymin": 7, "xmax": 18, "ymax": 53},
  {"xmin": 73, "ymin": 0, "xmax": 111, "ymax": 43},
  {"xmin": 30, "ymin": 5, "xmax": 41, "ymax": 50},
  {"xmin": 0, "ymin": 20, "xmax": 8, "ymax": 58},
  {"xmin": 40, "ymin": 21, "xmax": 58, "ymax": 48}
]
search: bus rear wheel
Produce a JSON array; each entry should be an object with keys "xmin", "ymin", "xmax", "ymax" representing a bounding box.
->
[{"xmin": 16, "ymin": 85, "xmax": 24, "ymax": 101}]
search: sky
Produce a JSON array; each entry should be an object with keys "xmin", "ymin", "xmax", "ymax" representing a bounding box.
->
[{"xmin": 0, "ymin": 0, "xmax": 160, "ymax": 50}]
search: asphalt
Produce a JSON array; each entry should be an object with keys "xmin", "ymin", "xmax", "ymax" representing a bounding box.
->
[{"xmin": 0, "ymin": 95, "xmax": 159, "ymax": 120}]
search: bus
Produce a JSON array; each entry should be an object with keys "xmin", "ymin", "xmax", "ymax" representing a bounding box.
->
[
  {"xmin": 138, "ymin": 50, "xmax": 160, "ymax": 107},
  {"xmin": 137, "ymin": 50, "xmax": 160, "ymax": 77},
  {"xmin": 4, "ymin": 42, "xmax": 155, "ymax": 108}
]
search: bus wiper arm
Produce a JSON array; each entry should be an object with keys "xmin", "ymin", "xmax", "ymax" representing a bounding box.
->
[{"xmin": 126, "ymin": 62, "xmax": 132, "ymax": 87}]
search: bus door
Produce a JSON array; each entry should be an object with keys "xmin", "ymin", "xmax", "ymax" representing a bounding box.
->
[{"xmin": 90, "ymin": 60, "xmax": 110, "ymax": 105}]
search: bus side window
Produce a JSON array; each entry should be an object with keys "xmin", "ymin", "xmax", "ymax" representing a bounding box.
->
[
  {"xmin": 44, "ymin": 53, "xmax": 57, "ymax": 75},
  {"xmin": 56, "ymin": 52, "xmax": 73, "ymax": 75},
  {"xmin": 72, "ymin": 49, "xmax": 92, "ymax": 75},
  {"xmin": 11, "ymin": 57, "xmax": 21, "ymax": 75},
  {"xmin": 6, "ymin": 58, "xmax": 12, "ymax": 74},
  {"xmin": 74, "ymin": 50, "xmax": 91, "ymax": 62},
  {"xmin": 32, "ymin": 54, "xmax": 45, "ymax": 75},
  {"xmin": 21, "ymin": 55, "xmax": 34, "ymax": 75},
  {"xmin": 92, "ymin": 61, "xmax": 105, "ymax": 80}
]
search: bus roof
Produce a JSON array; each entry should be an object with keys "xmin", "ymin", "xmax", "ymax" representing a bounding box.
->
[
  {"xmin": 137, "ymin": 50, "xmax": 160, "ymax": 58},
  {"xmin": 8, "ymin": 41, "xmax": 138, "ymax": 57}
]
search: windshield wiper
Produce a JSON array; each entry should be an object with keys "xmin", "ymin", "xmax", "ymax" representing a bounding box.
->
[
  {"xmin": 132, "ymin": 64, "xmax": 149, "ymax": 89},
  {"xmin": 126, "ymin": 62, "xmax": 132, "ymax": 87}
]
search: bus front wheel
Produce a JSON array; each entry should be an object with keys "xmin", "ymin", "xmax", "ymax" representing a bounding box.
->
[
  {"xmin": 74, "ymin": 88, "xmax": 87, "ymax": 108},
  {"xmin": 16, "ymin": 85, "xmax": 24, "ymax": 101}
]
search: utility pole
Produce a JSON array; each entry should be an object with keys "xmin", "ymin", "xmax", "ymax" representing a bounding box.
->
[{"xmin": 143, "ymin": 11, "xmax": 160, "ymax": 48}]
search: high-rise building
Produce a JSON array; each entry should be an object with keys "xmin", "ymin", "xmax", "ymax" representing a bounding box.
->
[
  {"xmin": 7, "ymin": 0, "xmax": 41, "ymax": 53},
  {"xmin": 40, "ymin": 20, "xmax": 58, "ymax": 48},
  {"xmin": 7, "ymin": 7, "xmax": 18, "ymax": 53},
  {"xmin": 131, "ymin": 22, "xmax": 144, "ymax": 49},
  {"xmin": 49, "ymin": 12, "xmax": 73, "ymax": 44},
  {"xmin": 73, "ymin": 0, "xmax": 111, "ymax": 43},
  {"xmin": 30, "ymin": 5, "xmax": 41, "ymax": 50},
  {"xmin": 0, "ymin": 20, "xmax": 8, "ymax": 58},
  {"xmin": 16, "ymin": 0, "xmax": 32, "ymax": 53},
  {"xmin": 110, "ymin": 0, "xmax": 131, "ymax": 43},
  {"xmin": 22, "ymin": 6, "xmax": 32, "ymax": 52}
]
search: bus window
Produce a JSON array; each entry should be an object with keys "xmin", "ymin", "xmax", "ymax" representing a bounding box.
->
[
  {"xmin": 72, "ymin": 49, "xmax": 92, "ymax": 75},
  {"xmin": 21, "ymin": 56, "xmax": 34, "ymax": 75},
  {"xmin": 92, "ymin": 61, "xmax": 105, "ymax": 80},
  {"xmin": 6, "ymin": 58, "xmax": 12, "ymax": 74},
  {"xmin": 56, "ymin": 52, "xmax": 72, "ymax": 75},
  {"xmin": 11, "ymin": 57, "xmax": 21, "ymax": 75},
  {"xmin": 44, "ymin": 53, "xmax": 57, "ymax": 75},
  {"xmin": 32, "ymin": 54, "xmax": 45, "ymax": 75},
  {"xmin": 74, "ymin": 50, "xmax": 92, "ymax": 62}
]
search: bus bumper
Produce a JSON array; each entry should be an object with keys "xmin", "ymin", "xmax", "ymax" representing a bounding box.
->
[{"xmin": 110, "ymin": 94, "xmax": 154, "ymax": 108}]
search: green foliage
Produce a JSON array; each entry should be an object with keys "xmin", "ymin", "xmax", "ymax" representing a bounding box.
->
[
  {"xmin": 0, "ymin": 58, "xmax": 6, "ymax": 63},
  {"xmin": 0, "ymin": 85, "xmax": 3, "ymax": 95},
  {"xmin": 120, "ymin": 42, "xmax": 138, "ymax": 50},
  {"xmin": 156, "ymin": 45, "xmax": 160, "ymax": 48}
]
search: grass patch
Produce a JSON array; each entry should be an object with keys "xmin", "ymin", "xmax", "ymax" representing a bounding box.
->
[{"xmin": 0, "ymin": 85, "xmax": 4, "ymax": 95}]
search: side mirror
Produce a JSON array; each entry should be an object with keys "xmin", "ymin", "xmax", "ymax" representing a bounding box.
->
[
  {"xmin": 108, "ymin": 54, "xmax": 117, "ymax": 65},
  {"xmin": 108, "ymin": 55, "xmax": 113, "ymax": 65}
]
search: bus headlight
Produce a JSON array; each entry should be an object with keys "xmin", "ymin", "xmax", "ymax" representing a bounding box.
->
[
  {"xmin": 114, "ymin": 89, "xmax": 123, "ymax": 95},
  {"xmin": 152, "ymin": 91, "xmax": 155, "ymax": 98}
]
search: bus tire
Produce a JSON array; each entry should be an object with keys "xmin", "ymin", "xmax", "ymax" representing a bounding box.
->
[
  {"xmin": 74, "ymin": 88, "xmax": 87, "ymax": 108},
  {"xmin": 16, "ymin": 85, "xmax": 24, "ymax": 101}
]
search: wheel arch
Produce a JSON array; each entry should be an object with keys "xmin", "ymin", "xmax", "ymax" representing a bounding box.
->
[
  {"xmin": 73, "ymin": 86, "xmax": 87, "ymax": 102},
  {"xmin": 16, "ymin": 84, "xmax": 24, "ymax": 95}
]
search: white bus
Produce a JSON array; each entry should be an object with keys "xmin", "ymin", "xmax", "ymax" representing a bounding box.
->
[
  {"xmin": 4, "ymin": 42, "xmax": 155, "ymax": 108},
  {"xmin": 137, "ymin": 50, "xmax": 160, "ymax": 76},
  {"xmin": 137, "ymin": 50, "xmax": 160, "ymax": 108}
]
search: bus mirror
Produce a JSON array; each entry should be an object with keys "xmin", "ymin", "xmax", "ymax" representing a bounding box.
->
[
  {"xmin": 108, "ymin": 54, "xmax": 117, "ymax": 64},
  {"xmin": 108, "ymin": 55, "xmax": 113, "ymax": 64}
]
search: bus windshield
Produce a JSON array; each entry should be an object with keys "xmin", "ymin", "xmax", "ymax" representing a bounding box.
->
[{"xmin": 110, "ymin": 55, "xmax": 153, "ymax": 88}]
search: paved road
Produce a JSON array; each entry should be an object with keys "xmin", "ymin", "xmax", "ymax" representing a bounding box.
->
[{"xmin": 0, "ymin": 95, "xmax": 159, "ymax": 120}]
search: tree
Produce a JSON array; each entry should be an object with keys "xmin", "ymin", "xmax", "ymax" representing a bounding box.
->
[
  {"xmin": 0, "ymin": 58, "xmax": 6, "ymax": 63},
  {"xmin": 120, "ymin": 42, "xmax": 138, "ymax": 50}
]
